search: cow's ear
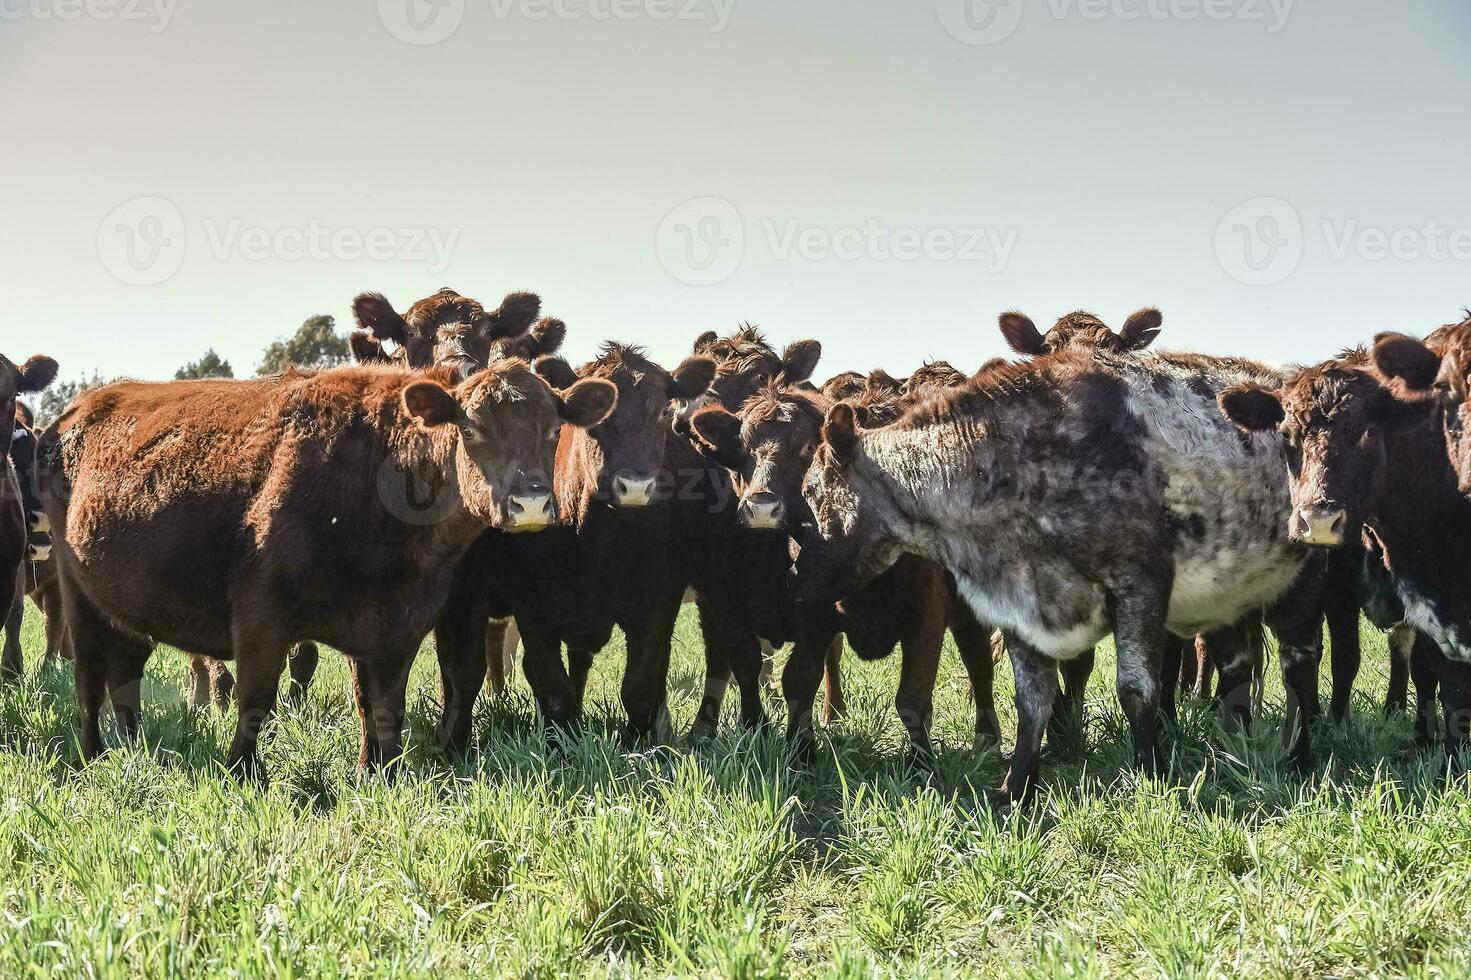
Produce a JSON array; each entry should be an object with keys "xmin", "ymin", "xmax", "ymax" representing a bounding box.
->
[
  {"xmin": 1218, "ymin": 384, "xmax": 1284, "ymax": 432},
  {"xmin": 822, "ymin": 402, "xmax": 861, "ymax": 465},
  {"xmin": 998, "ymin": 312, "xmax": 1046, "ymax": 356},
  {"xmin": 16, "ymin": 356, "xmax": 58, "ymax": 393},
  {"xmin": 350, "ymin": 331, "xmax": 389, "ymax": 364},
  {"xmin": 533, "ymin": 355, "xmax": 579, "ymax": 391},
  {"xmin": 559, "ymin": 378, "xmax": 617, "ymax": 429},
  {"xmin": 779, "ymin": 340, "xmax": 822, "ymax": 384},
  {"xmin": 692, "ymin": 330, "xmax": 719, "ymax": 354},
  {"xmin": 689, "ymin": 407, "xmax": 746, "ymax": 470},
  {"xmin": 670, "ymin": 355, "xmax": 716, "ymax": 401},
  {"xmin": 1119, "ymin": 307, "xmax": 1163, "ymax": 351},
  {"xmin": 1373, "ymin": 333, "xmax": 1442, "ymax": 392},
  {"xmin": 528, "ymin": 317, "xmax": 567, "ymax": 358},
  {"xmin": 403, "ymin": 381, "xmax": 465, "ymax": 427},
  {"xmin": 484, "ymin": 291, "xmax": 542, "ymax": 340},
  {"xmin": 352, "ymin": 292, "xmax": 409, "ymax": 345}
]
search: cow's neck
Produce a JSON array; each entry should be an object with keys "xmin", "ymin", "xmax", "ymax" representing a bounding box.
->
[
  {"xmin": 860, "ymin": 418, "xmax": 988, "ymax": 549},
  {"xmin": 1373, "ymin": 416, "xmax": 1471, "ymax": 574},
  {"xmin": 402, "ymin": 430, "xmax": 487, "ymax": 573}
]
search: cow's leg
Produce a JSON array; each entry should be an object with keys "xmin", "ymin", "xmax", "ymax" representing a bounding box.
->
[
  {"xmin": 1177, "ymin": 632, "xmax": 1198, "ymax": 694},
  {"xmin": 1440, "ymin": 659, "xmax": 1471, "ymax": 774},
  {"xmin": 949, "ymin": 604, "xmax": 1002, "ymax": 746},
  {"xmin": 619, "ymin": 595, "xmax": 683, "ymax": 741},
  {"xmin": 1157, "ymin": 635, "xmax": 1183, "ymax": 724},
  {"xmin": 186, "ymin": 655, "xmax": 213, "ymax": 710},
  {"xmin": 484, "ymin": 618, "xmax": 516, "ymax": 696},
  {"xmin": 38, "ymin": 578, "xmax": 65, "ymax": 661},
  {"xmin": 104, "ymin": 632, "xmax": 153, "ymax": 743},
  {"xmin": 784, "ymin": 612, "xmax": 840, "ymax": 757},
  {"xmin": 1208, "ymin": 625, "xmax": 1253, "ymax": 732},
  {"xmin": 1410, "ymin": 632, "xmax": 1440, "ymax": 748},
  {"xmin": 894, "ymin": 576, "xmax": 947, "ymax": 760},
  {"xmin": 1000, "ymin": 636, "xmax": 1058, "ymax": 804},
  {"xmin": 689, "ymin": 598, "xmax": 731, "ymax": 739},
  {"xmin": 2, "ymin": 574, "xmax": 23, "ymax": 682},
  {"xmin": 223, "ymin": 620, "xmax": 290, "ymax": 780},
  {"xmin": 287, "ymin": 642, "xmax": 318, "ymax": 705},
  {"xmin": 1324, "ymin": 589, "xmax": 1361, "ymax": 723},
  {"xmin": 518, "ymin": 622, "xmax": 578, "ymax": 732},
  {"xmin": 1109, "ymin": 587, "xmax": 1169, "ymax": 779},
  {"xmin": 1051, "ymin": 647, "xmax": 1094, "ymax": 737},
  {"xmin": 1193, "ymin": 634, "xmax": 1215, "ymax": 700},
  {"xmin": 821, "ymin": 637, "xmax": 847, "ymax": 723},
  {"xmin": 207, "ymin": 657, "xmax": 235, "ymax": 710},
  {"xmin": 1384, "ymin": 622, "xmax": 1413, "ymax": 714},
  {"xmin": 350, "ymin": 653, "xmax": 413, "ymax": 774},
  {"xmin": 1271, "ymin": 613, "xmax": 1324, "ymax": 774},
  {"xmin": 567, "ymin": 646, "xmax": 595, "ymax": 710},
  {"xmin": 434, "ymin": 607, "xmax": 488, "ymax": 752}
]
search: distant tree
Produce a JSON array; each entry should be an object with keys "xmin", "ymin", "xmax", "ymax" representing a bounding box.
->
[
  {"xmin": 175, "ymin": 349, "xmax": 234, "ymax": 380},
  {"xmin": 256, "ymin": 314, "xmax": 350, "ymax": 376},
  {"xmin": 33, "ymin": 370, "xmax": 108, "ymax": 431}
]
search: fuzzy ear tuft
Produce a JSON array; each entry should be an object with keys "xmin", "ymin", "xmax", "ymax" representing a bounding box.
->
[
  {"xmin": 559, "ymin": 378, "xmax": 617, "ymax": 429},
  {"xmin": 1118, "ymin": 308, "xmax": 1163, "ymax": 351},
  {"xmin": 17, "ymin": 356, "xmax": 58, "ymax": 393},
  {"xmin": 1372, "ymin": 333, "xmax": 1442, "ymax": 392},
  {"xmin": 403, "ymin": 382, "xmax": 464, "ymax": 427},
  {"xmin": 692, "ymin": 330, "xmax": 719, "ymax": 354},
  {"xmin": 998, "ymin": 312, "xmax": 1046, "ymax": 356},
  {"xmin": 822, "ymin": 402, "xmax": 861, "ymax": 464},
  {"xmin": 1218, "ymin": 384, "xmax": 1284, "ymax": 432},
  {"xmin": 485, "ymin": 291, "xmax": 542, "ymax": 339},
  {"xmin": 779, "ymin": 340, "xmax": 822, "ymax": 384},
  {"xmin": 533, "ymin": 356, "xmax": 579, "ymax": 392},
  {"xmin": 528, "ymin": 317, "xmax": 567, "ymax": 357},
  {"xmin": 670, "ymin": 355, "xmax": 716, "ymax": 401},
  {"xmin": 352, "ymin": 292, "xmax": 409, "ymax": 345}
]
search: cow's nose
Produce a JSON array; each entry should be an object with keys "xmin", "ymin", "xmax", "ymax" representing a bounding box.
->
[
  {"xmin": 507, "ymin": 494, "xmax": 554, "ymax": 531},
  {"xmin": 740, "ymin": 492, "xmax": 785, "ymax": 530},
  {"xmin": 28, "ymin": 542, "xmax": 51, "ymax": 563},
  {"xmin": 612, "ymin": 474, "xmax": 657, "ymax": 508},
  {"xmin": 29, "ymin": 511, "xmax": 49, "ymax": 534},
  {"xmin": 1293, "ymin": 506, "xmax": 1346, "ymax": 547}
]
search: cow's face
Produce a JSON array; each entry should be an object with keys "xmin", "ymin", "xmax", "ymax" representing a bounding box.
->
[
  {"xmin": 1375, "ymin": 321, "xmax": 1471, "ymax": 495},
  {"xmin": 403, "ymin": 362, "xmax": 615, "ymax": 531},
  {"xmin": 0, "ymin": 353, "xmax": 58, "ymax": 460},
  {"xmin": 544, "ymin": 346, "xmax": 714, "ymax": 510},
  {"xmin": 1220, "ymin": 364, "xmax": 1428, "ymax": 548},
  {"xmin": 8, "ymin": 409, "xmax": 44, "ymax": 536},
  {"xmin": 353, "ymin": 288, "xmax": 543, "ymax": 380},
  {"xmin": 791, "ymin": 402, "xmax": 902, "ymax": 603},
  {"xmin": 681, "ymin": 330, "xmax": 822, "ymax": 422},
  {"xmin": 689, "ymin": 389, "xmax": 825, "ymax": 533}
]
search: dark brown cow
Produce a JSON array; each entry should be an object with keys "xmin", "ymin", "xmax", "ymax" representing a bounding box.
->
[
  {"xmin": 41, "ymin": 362, "xmax": 615, "ymax": 774},
  {"xmin": 2, "ymin": 355, "xmax": 58, "ymax": 682},
  {"xmin": 690, "ymin": 382, "xmax": 1003, "ymax": 755},
  {"xmin": 998, "ymin": 308, "xmax": 1163, "ymax": 358},
  {"xmin": 1224, "ymin": 341, "xmax": 1471, "ymax": 755},
  {"xmin": 793, "ymin": 349, "xmax": 1325, "ymax": 800},
  {"xmin": 432, "ymin": 344, "xmax": 714, "ymax": 747},
  {"xmin": 350, "ymin": 287, "xmax": 551, "ymax": 379}
]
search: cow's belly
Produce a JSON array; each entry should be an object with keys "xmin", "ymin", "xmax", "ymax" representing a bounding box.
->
[
  {"xmin": 1166, "ymin": 543, "xmax": 1303, "ymax": 635},
  {"xmin": 953, "ymin": 569, "xmax": 1107, "ymax": 660}
]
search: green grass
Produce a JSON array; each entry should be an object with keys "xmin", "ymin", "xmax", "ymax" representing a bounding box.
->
[{"xmin": 3, "ymin": 601, "xmax": 1470, "ymax": 977}]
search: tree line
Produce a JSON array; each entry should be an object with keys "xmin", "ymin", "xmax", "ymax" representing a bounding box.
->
[{"xmin": 32, "ymin": 314, "xmax": 351, "ymax": 429}]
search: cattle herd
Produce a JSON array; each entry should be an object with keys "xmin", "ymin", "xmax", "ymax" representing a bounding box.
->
[{"xmin": 5, "ymin": 292, "xmax": 1471, "ymax": 802}]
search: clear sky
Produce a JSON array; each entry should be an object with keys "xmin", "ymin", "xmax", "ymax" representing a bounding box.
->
[{"xmin": 3, "ymin": 0, "xmax": 1469, "ymax": 384}]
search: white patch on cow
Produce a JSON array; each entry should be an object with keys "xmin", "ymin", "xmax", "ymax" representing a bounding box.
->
[
  {"xmin": 954, "ymin": 572, "xmax": 1106, "ymax": 659},
  {"xmin": 1399, "ymin": 587, "xmax": 1471, "ymax": 662}
]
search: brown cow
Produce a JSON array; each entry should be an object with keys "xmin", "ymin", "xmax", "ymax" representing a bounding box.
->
[
  {"xmin": 792, "ymin": 349, "xmax": 1325, "ymax": 801},
  {"xmin": 350, "ymin": 287, "xmax": 550, "ymax": 378},
  {"xmin": 1224, "ymin": 340, "xmax": 1471, "ymax": 755},
  {"xmin": 41, "ymin": 362, "xmax": 615, "ymax": 775},
  {"xmin": 998, "ymin": 308, "xmax": 1163, "ymax": 358},
  {"xmin": 2, "ymin": 355, "xmax": 58, "ymax": 682}
]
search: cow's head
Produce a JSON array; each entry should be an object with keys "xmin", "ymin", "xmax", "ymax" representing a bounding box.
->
[
  {"xmin": 1373, "ymin": 316, "xmax": 1471, "ymax": 494},
  {"xmin": 353, "ymin": 288, "xmax": 542, "ymax": 380},
  {"xmin": 8, "ymin": 403, "xmax": 46, "ymax": 537},
  {"xmin": 541, "ymin": 344, "xmax": 714, "ymax": 510},
  {"xmin": 1, "ymin": 352, "xmax": 57, "ymax": 465},
  {"xmin": 790, "ymin": 401, "xmax": 904, "ymax": 603},
  {"xmin": 686, "ymin": 326, "xmax": 822, "ymax": 419},
  {"xmin": 402, "ymin": 360, "xmax": 615, "ymax": 531},
  {"xmin": 689, "ymin": 385, "xmax": 828, "ymax": 533},
  {"xmin": 999, "ymin": 308, "xmax": 1163, "ymax": 358},
  {"xmin": 1219, "ymin": 353, "xmax": 1429, "ymax": 548},
  {"xmin": 902, "ymin": 360, "xmax": 967, "ymax": 395}
]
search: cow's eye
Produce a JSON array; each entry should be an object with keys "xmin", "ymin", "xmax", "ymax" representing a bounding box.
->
[
  {"xmin": 546, "ymin": 424, "xmax": 562, "ymax": 442},
  {"xmin": 460, "ymin": 424, "xmax": 482, "ymax": 444}
]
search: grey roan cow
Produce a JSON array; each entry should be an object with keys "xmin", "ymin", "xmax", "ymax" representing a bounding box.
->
[{"xmin": 791, "ymin": 349, "xmax": 1324, "ymax": 800}]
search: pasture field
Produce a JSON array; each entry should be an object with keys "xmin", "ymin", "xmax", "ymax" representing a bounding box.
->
[{"xmin": 2, "ymin": 602, "xmax": 1469, "ymax": 978}]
